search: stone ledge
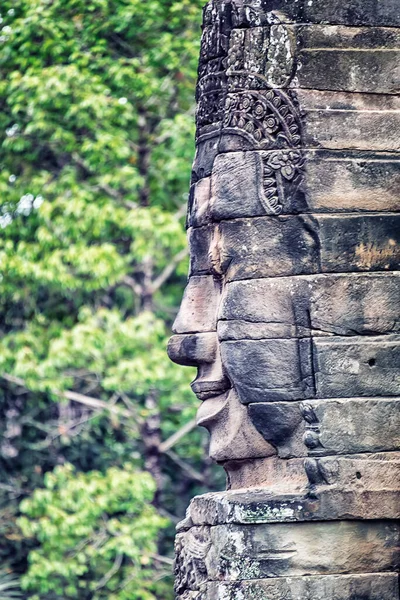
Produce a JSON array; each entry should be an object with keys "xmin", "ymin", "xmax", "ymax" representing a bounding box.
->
[
  {"xmin": 178, "ymin": 466, "xmax": 400, "ymax": 529},
  {"xmin": 183, "ymin": 573, "xmax": 400, "ymax": 600},
  {"xmin": 175, "ymin": 519, "xmax": 400, "ymax": 588}
]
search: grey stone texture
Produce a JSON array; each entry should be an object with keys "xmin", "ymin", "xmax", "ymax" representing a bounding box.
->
[
  {"xmin": 183, "ymin": 574, "xmax": 400, "ymax": 600},
  {"xmin": 177, "ymin": 520, "xmax": 400, "ymax": 582},
  {"xmin": 219, "ymin": 274, "xmax": 400, "ymax": 338},
  {"xmin": 248, "ymin": 398, "xmax": 400, "ymax": 457},
  {"xmin": 189, "ymin": 214, "xmax": 400, "ymax": 280},
  {"xmin": 169, "ymin": 0, "xmax": 400, "ymax": 596},
  {"xmin": 199, "ymin": 150, "xmax": 400, "ymax": 222},
  {"xmin": 228, "ymin": 0, "xmax": 400, "ymax": 28}
]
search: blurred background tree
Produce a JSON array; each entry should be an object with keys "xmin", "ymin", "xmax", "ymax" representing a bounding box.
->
[{"xmin": 0, "ymin": 0, "xmax": 224, "ymax": 597}]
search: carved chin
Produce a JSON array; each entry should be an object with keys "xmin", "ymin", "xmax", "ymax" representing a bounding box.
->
[{"xmin": 197, "ymin": 388, "xmax": 276, "ymax": 463}]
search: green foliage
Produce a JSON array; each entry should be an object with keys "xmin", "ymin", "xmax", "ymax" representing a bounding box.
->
[
  {"xmin": 0, "ymin": 0, "xmax": 225, "ymax": 597},
  {"xmin": 18, "ymin": 464, "xmax": 169, "ymax": 599},
  {"xmin": 0, "ymin": 308, "xmax": 193, "ymax": 407}
]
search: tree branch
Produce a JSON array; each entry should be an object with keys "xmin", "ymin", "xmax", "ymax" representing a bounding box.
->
[
  {"xmin": 150, "ymin": 553, "xmax": 174, "ymax": 566},
  {"xmin": 1, "ymin": 374, "xmax": 133, "ymax": 420},
  {"xmin": 122, "ymin": 275, "xmax": 143, "ymax": 296},
  {"xmin": 158, "ymin": 418, "xmax": 196, "ymax": 453},
  {"xmin": 165, "ymin": 449, "xmax": 205, "ymax": 484},
  {"xmin": 72, "ymin": 153, "xmax": 127, "ymax": 202},
  {"xmin": 148, "ymin": 247, "xmax": 188, "ymax": 294},
  {"xmin": 95, "ymin": 553, "xmax": 123, "ymax": 592}
]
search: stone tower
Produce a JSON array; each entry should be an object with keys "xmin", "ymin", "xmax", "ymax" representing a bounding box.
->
[{"xmin": 168, "ymin": 0, "xmax": 400, "ymax": 597}]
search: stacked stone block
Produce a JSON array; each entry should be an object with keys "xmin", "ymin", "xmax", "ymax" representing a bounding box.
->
[{"xmin": 169, "ymin": 0, "xmax": 400, "ymax": 597}]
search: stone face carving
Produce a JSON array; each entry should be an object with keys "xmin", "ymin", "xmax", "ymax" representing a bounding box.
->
[{"xmin": 168, "ymin": 0, "xmax": 399, "ymax": 597}]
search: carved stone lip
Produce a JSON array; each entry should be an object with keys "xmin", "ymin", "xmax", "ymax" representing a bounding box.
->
[
  {"xmin": 191, "ymin": 380, "xmax": 230, "ymax": 401},
  {"xmin": 196, "ymin": 392, "xmax": 230, "ymax": 427},
  {"xmin": 194, "ymin": 390, "xmax": 227, "ymax": 401}
]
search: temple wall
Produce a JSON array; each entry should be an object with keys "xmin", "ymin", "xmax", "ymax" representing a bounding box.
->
[{"xmin": 169, "ymin": 1, "xmax": 400, "ymax": 597}]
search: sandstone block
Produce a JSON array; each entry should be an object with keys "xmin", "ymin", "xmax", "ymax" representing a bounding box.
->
[
  {"xmin": 225, "ymin": 24, "xmax": 400, "ymax": 95},
  {"xmin": 293, "ymin": 25, "xmax": 400, "ymax": 94},
  {"xmin": 218, "ymin": 273, "xmax": 400, "ymax": 339},
  {"xmin": 182, "ymin": 456, "xmax": 400, "ymax": 526},
  {"xmin": 314, "ymin": 335, "xmax": 400, "ymax": 398},
  {"xmin": 318, "ymin": 213, "xmax": 400, "ymax": 273},
  {"xmin": 221, "ymin": 338, "xmax": 314, "ymax": 402},
  {"xmin": 221, "ymin": 334, "xmax": 400, "ymax": 401},
  {"xmin": 167, "ymin": 332, "xmax": 217, "ymax": 367},
  {"xmin": 298, "ymin": 90, "xmax": 400, "ymax": 152},
  {"xmin": 191, "ymin": 135, "xmax": 220, "ymax": 182},
  {"xmin": 247, "ymin": 402, "xmax": 305, "ymax": 458},
  {"xmin": 201, "ymin": 574, "xmax": 400, "ymax": 600},
  {"xmin": 188, "ymin": 224, "xmax": 216, "ymax": 277},
  {"xmin": 210, "ymin": 150, "xmax": 306, "ymax": 219},
  {"xmin": 216, "ymin": 216, "xmax": 320, "ymax": 280},
  {"xmin": 248, "ymin": 398, "xmax": 400, "ymax": 458},
  {"xmin": 181, "ymin": 520, "xmax": 400, "ymax": 581},
  {"xmin": 303, "ymin": 150, "xmax": 400, "ymax": 213},
  {"xmin": 194, "ymin": 214, "xmax": 400, "ymax": 281},
  {"xmin": 215, "ymin": 90, "xmax": 400, "ymax": 154},
  {"xmin": 230, "ymin": 0, "xmax": 400, "ymax": 28},
  {"xmin": 223, "ymin": 455, "xmax": 308, "ymax": 494},
  {"xmin": 187, "ymin": 178, "xmax": 211, "ymax": 228},
  {"xmin": 206, "ymin": 150, "xmax": 400, "ymax": 220}
]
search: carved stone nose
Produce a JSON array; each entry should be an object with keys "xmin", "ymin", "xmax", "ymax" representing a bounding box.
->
[
  {"xmin": 172, "ymin": 275, "xmax": 221, "ymax": 335},
  {"xmin": 167, "ymin": 332, "xmax": 218, "ymax": 367}
]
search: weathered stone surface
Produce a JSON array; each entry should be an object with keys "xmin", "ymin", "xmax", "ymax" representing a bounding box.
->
[
  {"xmin": 206, "ymin": 150, "xmax": 400, "ymax": 220},
  {"xmin": 180, "ymin": 455, "xmax": 400, "ymax": 525},
  {"xmin": 304, "ymin": 452, "xmax": 400, "ymax": 508},
  {"xmin": 218, "ymin": 273, "xmax": 400, "ymax": 339},
  {"xmin": 293, "ymin": 25, "xmax": 400, "ymax": 94},
  {"xmin": 189, "ymin": 217, "xmax": 320, "ymax": 279},
  {"xmin": 171, "ymin": 1, "xmax": 400, "ymax": 597},
  {"xmin": 210, "ymin": 150, "xmax": 306, "ymax": 220},
  {"xmin": 173, "ymin": 276, "xmax": 221, "ymax": 334},
  {"xmin": 223, "ymin": 455, "xmax": 308, "ymax": 494},
  {"xmin": 318, "ymin": 214, "xmax": 400, "ymax": 273},
  {"xmin": 298, "ymin": 90, "xmax": 400, "ymax": 152},
  {"xmin": 191, "ymin": 136, "xmax": 220, "ymax": 182},
  {"xmin": 248, "ymin": 398, "xmax": 400, "ymax": 458},
  {"xmin": 247, "ymin": 401, "xmax": 304, "ymax": 458},
  {"xmin": 314, "ymin": 335, "xmax": 400, "ymax": 398},
  {"xmin": 176, "ymin": 520, "xmax": 400, "ymax": 584},
  {"xmin": 188, "ymin": 178, "xmax": 212, "ymax": 229},
  {"xmin": 226, "ymin": 24, "xmax": 400, "ymax": 94},
  {"xmin": 304, "ymin": 398, "xmax": 400, "ymax": 454},
  {"xmin": 188, "ymin": 214, "xmax": 400, "ymax": 281},
  {"xmin": 225, "ymin": 25, "xmax": 296, "ymax": 90},
  {"xmin": 221, "ymin": 335, "xmax": 400, "ymax": 401},
  {"xmin": 214, "ymin": 91, "xmax": 400, "ymax": 154},
  {"xmin": 201, "ymin": 574, "xmax": 400, "ymax": 600},
  {"xmin": 216, "ymin": 88, "xmax": 303, "ymax": 153},
  {"xmin": 220, "ymin": 338, "xmax": 314, "ymax": 402},
  {"xmin": 167, "ymin": 332, "xmax": 218, "ymax": 367},
  {"xmin": 216, "ymin": 214, "xmax": 318, "ymax": 280},
  {"xmin": 229, "ymin": 0, "xmax": 400, "ymax": 28},
  {"xmin": 303, "ymin": 151, "xmax": 400, "ymax": 213},
  {"xmin": 196, "ymin": 389, "xmax": 277, "ymax": 465}
]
